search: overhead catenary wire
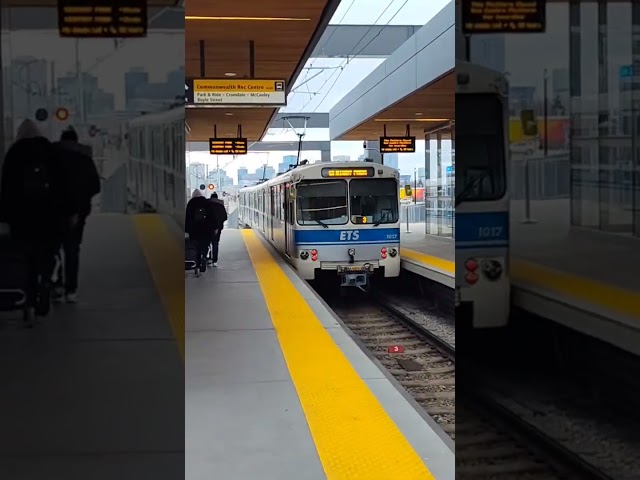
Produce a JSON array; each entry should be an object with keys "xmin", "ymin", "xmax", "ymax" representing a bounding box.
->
[{"xmin": 311, "ymin": 0, "xmax": 410, "ymax": 113}]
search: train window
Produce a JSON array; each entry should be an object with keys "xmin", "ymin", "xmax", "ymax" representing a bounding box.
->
[
  {"xmin": 350, "ymin": 178, "xmax": 399, "ymax": 225},
  {"xmin": 456, "ymin": 93, "xmax": 506, "ymax": 202},
  {"xmin": 278, "ymin": 185, "xmax": 284, "ymax": 220},
  {"xmin": 297, "ymin": 180, "xmax": 348, "ymax": 226}
]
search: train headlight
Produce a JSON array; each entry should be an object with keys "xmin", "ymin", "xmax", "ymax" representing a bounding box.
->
[
  {"xmin": 300, "ymin": 250, "xmax": 309, "ymax": 260},
  {"xmin": 482, "ymin": 259, "xmax": 502, "ymax": 281},
  {"xmin": 389, "ymin": 248, "xmax": 398, "ymax": 257}
]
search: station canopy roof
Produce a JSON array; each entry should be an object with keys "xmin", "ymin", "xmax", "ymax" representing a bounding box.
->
[
  {"xmin": 334, "ymin": 71, "xmax": 454, "ymax": 141},
  {"xmin": 186, "ymin": 0, "xmax": 340, "ymax": 142}
]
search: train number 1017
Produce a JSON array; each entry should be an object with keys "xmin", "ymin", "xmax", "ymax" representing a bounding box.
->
[{"xmin": 478, "ymin": 226, "xmax": 503, "ymax": 238}]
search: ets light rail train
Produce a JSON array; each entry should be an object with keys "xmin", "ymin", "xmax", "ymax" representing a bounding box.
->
[
  {"xmin": 127, "ymin": 106, "xmax": 185, "ymax": 224},
  {"xmin": 239, "ymin": 161, "xmax": 401, "ymax": 288},
  {"xmin": 455, "ymin": 61, "xmax": 511, "ymax": 328}
]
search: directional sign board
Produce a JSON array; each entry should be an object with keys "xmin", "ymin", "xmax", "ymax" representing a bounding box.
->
[
  {"xmin": 461, "ymin": 0, "xmax": 545, "ymax": 34},
  {"xmin": 209, "ymin": 138, "xmax": 248, "ymax": 155},
  {"xmin": 187, "ymin": 79, "xmax": 286, "ymax": 107},
  {"xmin": 58, "ymin": 0, "xmax": 147, "ymax": 38},
  {"xmin": 380, "ymin": 136, "xmax": 416, "ymax": 154}
]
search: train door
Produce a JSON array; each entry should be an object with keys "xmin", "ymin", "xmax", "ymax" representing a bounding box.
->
[
  {"xmin": 270, "ymin": 187, "xmax": 275, "ymax": 240},
  {"xmin": 284, "ymin": 184, "xmax": 295, "ymax": 257}
]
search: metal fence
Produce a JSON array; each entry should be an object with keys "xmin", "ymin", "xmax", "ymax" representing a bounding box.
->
[
  {"xmin": 400, "ymin": 203, "xmax": 454, "ymax": 237},
  {"xmin": 511, "ymin": 154, "xmax": 570, "ymax": 200}
]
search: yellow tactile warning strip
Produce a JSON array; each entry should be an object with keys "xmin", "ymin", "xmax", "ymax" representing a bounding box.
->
[
  {"xmin": 512, "ymin": 258, "xmax": 640, "ymax": 319},
  {"xmin": 242, "ymin": 230, "xmax": 435, "ymax": 479},
  {"xmin": 132, "ymin": 214, "xmax": 185, "ymax": 361},
  {"xmin": 401, "ymin": 247, "xmax": 455, "ymax": 275}
]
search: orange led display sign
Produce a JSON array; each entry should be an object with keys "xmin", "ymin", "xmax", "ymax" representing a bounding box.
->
[
  {"xmin": 58, "ymin": 0, "xmax": 147, "ymax": 38},
  {"xmin": 209, "ymin": 138, "xmax": 248, "ymax": 155},
  {"xmin": 380, "ymin": 136, "xmax": 416, "ymax": 153},
  {"xmin": 321, "ymin": 167, "xmax": 375, "ymax": 178},
  {"xmin": 462, "ymin": 0, "xmax": 545, "ymax": 34}
]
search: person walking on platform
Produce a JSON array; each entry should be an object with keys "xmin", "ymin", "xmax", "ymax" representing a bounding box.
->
[
  {"xmin": 0, "ymin": 120, "xmax": 77, "ymax": 325},
  {"xmin": 208, "ymin": 192, "xmax": 227, "ymax": 267},
  {"xmin": 185, "ymin": 189, "xmax": 217, "ymax": 276},
  {"xmin": 52, "ymin": 127, "xmax": 101, "ymax": 303}
]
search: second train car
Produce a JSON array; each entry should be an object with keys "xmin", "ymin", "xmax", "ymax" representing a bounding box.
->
[{"xmin": 239, "ymin": 161, "xmax": 401, "ymax": 288}]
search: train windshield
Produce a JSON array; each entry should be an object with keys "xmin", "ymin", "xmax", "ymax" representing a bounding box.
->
[
  {"xmin": 297, "ymin": 180, "xmax": 348, "ymax": 226},
  {"xmin": 350, "ymin": 178, "xmax": 399, "ymax": 225},
  {"xmin": 456, "ymin": 93, "xmax": 506, "ymax": 205}
]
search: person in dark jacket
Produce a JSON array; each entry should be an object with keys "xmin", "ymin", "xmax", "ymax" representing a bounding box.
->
[
  {"xmin": 208, "ymin": 192, "xmax": 228, "ymax": 267},
  {"xmin": 52, "ymin": 126, "xmax": 101, "ymax": 303},
  {"xmin": 0, "ymin": 120, "xmax": 77, "ymax": 324},
  {"xmin": 186, "ymin": 189, "xmax": 218, "ymax": 275}
]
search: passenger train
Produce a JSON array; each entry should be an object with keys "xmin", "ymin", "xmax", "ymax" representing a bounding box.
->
[
  {"xmin": 239, "ymin": 161, "xmax": 401, "ymax": 288},
  {"xmin": 455, "ymin": 61, "xmax": 511, "ymax": 328},
  {"xmin": 127, "ymin": 106, "xmax": 185, "ymax": 224}
]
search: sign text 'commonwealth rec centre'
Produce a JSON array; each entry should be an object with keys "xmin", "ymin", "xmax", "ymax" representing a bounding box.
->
[
  {"xmin": 58, "ymin": 0, "xmax": 147, "ymax": 38},
  {"xmin": 461, "ymin": 0, "xmax": 545, "ymax": 34},
  {"xmin": 380, "ymin": 136, "xmax": 416, "ymax": 154},
  {"xmin": 186, "ymin": 79, "xmax": 286, "ymax": 107},
  {"xmin": 209, "ymin": 138, "xmax": 248, "ymax": 155}
]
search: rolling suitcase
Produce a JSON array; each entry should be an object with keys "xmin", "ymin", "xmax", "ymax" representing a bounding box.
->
[{"xmin": 185, "ymin": 236, "xmax": 197, "ymax": 271}]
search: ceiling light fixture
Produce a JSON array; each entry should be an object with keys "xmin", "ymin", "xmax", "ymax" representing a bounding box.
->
[
  {"xmin": 185, "ymin": 16, "xmax": 311, "ymax": 22},
  {"xmin": 374, "ymin": 118, "xmax": 449, "ymax": 122},
  {"xmin": 415, "ymin": 112, "xmax": 423, "ymax": 116},
  {"xmin": 225, "ymin": 113, "xmax": 234, "ymax": 116},
  {"xmin": 224, "ymin": 72, "xmax": 237, "ymax": 77}
]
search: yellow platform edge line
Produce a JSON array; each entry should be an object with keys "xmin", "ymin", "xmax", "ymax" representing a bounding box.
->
[
  {"xmin": 401, "ymin": 247, "xmax": 455, "ymax": 274},
  {"xmin": 512, "ymin": 258, "xmax": 640, "ymax": 320},
  {"xmin": 242, "ymin": 230, "xmax": 435, "ymax": 479},
  {"xmin": 132, "ymin": 214, "xmax": 185, "ymax": 362}
]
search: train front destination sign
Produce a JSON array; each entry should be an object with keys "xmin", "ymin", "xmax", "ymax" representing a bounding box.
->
[
  {"xmin": 321, "ymin": 167, "xmax": 375, "ymax": 178},
  {"xmin": 209, "ymin": 138, "xmax": 248, "ymax": 155},
  {"xmin": 187, "ymin": 79, "xmax": 287, "ymax": 107},
  {"xmin": 461, "ymin": 0, "xmax": 545, "ymax": 34},
  {"xmin": 380, "ymin": 136, "xmax": 416, "ymax": 154},
  {"xmin": 58, "ymin": 0, "xmax": 147, "ymax": 38}
]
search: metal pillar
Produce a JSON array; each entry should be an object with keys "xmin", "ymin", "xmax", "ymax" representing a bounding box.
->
[{"xmin": 365, "ymin": 140, "xmax": 382, "ymax": 164}]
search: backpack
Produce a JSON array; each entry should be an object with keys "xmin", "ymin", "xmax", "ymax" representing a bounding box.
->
[
  {"xmin": 22, "ymin": 159, "xmax": 52, "ymax": 198},
  {"xmin": 193, "ymin": 206, "xmax": 207, "ymax": 224}
]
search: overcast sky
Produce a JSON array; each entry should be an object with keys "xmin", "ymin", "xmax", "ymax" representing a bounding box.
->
[{"xmin": 2, "ymin": 0, "xmax": 452, "ymax": 182}]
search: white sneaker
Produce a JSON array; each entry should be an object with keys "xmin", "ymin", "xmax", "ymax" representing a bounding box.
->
[
  {"xmin": 213, "ymin": 262, "xmax": 218, "ymax": 267},
  {"xmin": 66, "ymin": 293, "xmax": 78, "ymax": 303}
]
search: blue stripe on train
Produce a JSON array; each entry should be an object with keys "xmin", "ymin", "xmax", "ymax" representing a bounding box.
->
[
  {"xmin": 456, "ymin": 212, "xmax": 509, "ymax": 248},
  {"xmin": 295, "ymin": 228, "xmax": 400, "ymax": 245}
]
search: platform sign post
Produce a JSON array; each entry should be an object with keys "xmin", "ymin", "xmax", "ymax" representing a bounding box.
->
[
  {"xmin": 209, "ymin": 138, "xmax": 248, "ymax": 155},
  {"xmin": 58, "ymin": 0, "xmax": 147, "ymax": 38},
  {"xmin": 187, "ymin": 79, "xmax": 286, "ymax": 107},
  {"xmin": 380, "ymin": 136, "xmax": 416, "ymax": 154},
  {"xmin": 461, "ymin": 0, "xmax": 545, "ymax": 34}
]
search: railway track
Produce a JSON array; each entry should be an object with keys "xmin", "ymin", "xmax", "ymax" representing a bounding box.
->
[
  {"xmin": 324, "ymin": 286, "xmax": 614, "ymax": 479},
  {"xmin": 327, "ymin": 295, "xmax": 456, "ymax": 439}
]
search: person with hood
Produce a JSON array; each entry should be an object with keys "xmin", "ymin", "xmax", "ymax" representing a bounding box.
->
[
  {"xmin": 52, "ymin": 126, "xmax": 101, "ymax": 303},
  {"xmin": 185, "ymin": 189, "xmax": 218, "ymax": 274},
  {"xmin": 208, "ymin": 192, "xmax": 228, "ymax": 267},
  {"xmin": 0, "ymin": 120, "xmax": 76, "ymax": 323}
]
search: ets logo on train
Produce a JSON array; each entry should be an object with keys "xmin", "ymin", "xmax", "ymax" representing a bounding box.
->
[{"xmin": 339, "ymin": 230, "xmax": 360, "ymax": 241}]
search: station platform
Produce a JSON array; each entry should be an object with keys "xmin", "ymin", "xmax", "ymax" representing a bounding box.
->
[
  {"xmin": 511, "ymin": 199, "xmax": 640, "ymax": 357},
  {"xmin": 0, "ymin": 213, "xmax": 184, "ymax": 479},
  {"xmin": 185, "ymin": 229, "xmax": 454, "ymax": 480},
  {"xmin": 400, "ymin": 226, "xmax": 455, "ymax": 288}
]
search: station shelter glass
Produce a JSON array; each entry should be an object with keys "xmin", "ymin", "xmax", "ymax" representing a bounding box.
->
[{"xmin": 424, "ymin": 125, "xmax": 454, "ymax": 238}]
